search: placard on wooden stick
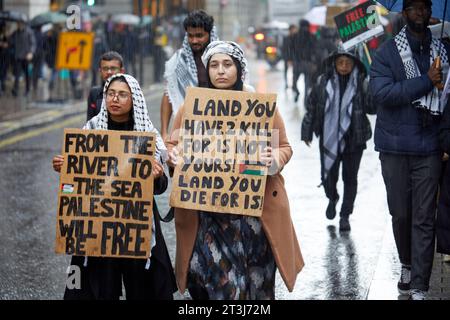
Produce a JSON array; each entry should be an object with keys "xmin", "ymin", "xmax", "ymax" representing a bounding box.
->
[
  {"xmin": 55, "ymin": 129, "xmax": 156, "ymax": 259},
  {"xmin": 170, "ymin": 87, "xmax": 277, "ymax": 217}
]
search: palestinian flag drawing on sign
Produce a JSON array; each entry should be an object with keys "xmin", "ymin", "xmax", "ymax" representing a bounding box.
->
[
  {"xmin": 239, "ymin": 162, "xmax": 266, "ymax": 176},
  {"xmin": 61, "ymin": 184, "xmax": 74, "ymax": 194}
]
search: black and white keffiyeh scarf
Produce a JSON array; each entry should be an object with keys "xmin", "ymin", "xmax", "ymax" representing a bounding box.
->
[
  {"xmin": 201, "ymin": 40, "xmax": 250, "ymax": 82},
  {"xmin": 164, "ymin": 26, "xmax": 219, "ymax": 113},
  {"xmin": 84, "ymin": 73, "xmax": 167, "ymax": 163},
  {"xmin": 322, "ymin": 68, "xmax": 358, "ymax": 182},
  {"xmin": 395, "ymin": 26, "xmax": 449, "ymax": 115}
]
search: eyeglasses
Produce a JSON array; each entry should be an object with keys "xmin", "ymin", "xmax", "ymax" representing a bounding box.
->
[
  {"xmin": 101, "ymin": 66, "xmax": 121, "ymax": 72},
  {"xmin": 405, "ymin": 6, "xmax": 431, "ymax": 15},
  {"xmin": 106, "ymin": 90, "xmax": 131, "ymax": 102}
]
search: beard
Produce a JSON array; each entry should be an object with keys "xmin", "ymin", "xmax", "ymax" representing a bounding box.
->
[
  {"xmin": 191, "ymin": 42, "xmax": 208, "ymax": 54},
  {"xmin": 406, "ymin": 17, "xmax": 430, "ymax": 33}
]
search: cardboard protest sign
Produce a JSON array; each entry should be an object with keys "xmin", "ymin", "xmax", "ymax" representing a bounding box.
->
[
  {"xmin": 326, "ymin": 4, "xmax": 351, "ymax": 27},
  {"xmin": 170, "ymin": 87, "xmax": 277, "ymax": 217},
  {"xmin": 334, "ymin": 1, "xmax": 384, "ymax": 50},
  {"xmin": 56, "ymin": 32, "xmax": 94, "ymax": 70},
  {"xmin": 55, "ymin": 129, "xmax": 156, "ymax": 259}
]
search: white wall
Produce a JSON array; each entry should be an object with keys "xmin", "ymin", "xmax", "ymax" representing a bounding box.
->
[
  {"xmin": 4, "ymin": 0, "xmax": 50, "ymax": 19},
  {"xmin": 268, "ymin": 0, "xmax": 310, "ymax": 25},
  {"xmin": 206, "ymin": 0, "xmax": 268, "ymax": 41}
]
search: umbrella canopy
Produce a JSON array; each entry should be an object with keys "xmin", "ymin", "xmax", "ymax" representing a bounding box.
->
[
  {"xmin": 30, "ymin": 11, "xmax": 67, "ymax": 27},
  {"xmin": 0, "ymin": 10, "xmax": 28, "ymax": 22},
  {"xmin": 376, "ymin": 0, "xmax": 450, "ymax": 21},
  {"xmin": 303, "ymin": 5, "xmax": 327, "ymax": 26},
  {"xmin": 111, "ymin": 13, "xmax": 140, "ymax": 25}
]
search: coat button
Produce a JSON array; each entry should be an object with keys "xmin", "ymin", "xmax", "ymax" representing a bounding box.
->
[{"xmin": 273, "ymin": 191, "xmax": 277, "ymax": 197}]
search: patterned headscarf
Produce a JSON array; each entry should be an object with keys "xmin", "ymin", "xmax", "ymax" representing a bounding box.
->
[
  {"xmin": 201, "ymin": 40, "xmax": 249, "ymax": 82},
  {"xmin": 84, "ymin": 73, "xmax": 168, "ymax": 163}
]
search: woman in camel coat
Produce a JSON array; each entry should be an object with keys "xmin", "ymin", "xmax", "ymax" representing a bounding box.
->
[{"xmin": 166, "ymin": 41, "xmax": 304, "ymax": 299}]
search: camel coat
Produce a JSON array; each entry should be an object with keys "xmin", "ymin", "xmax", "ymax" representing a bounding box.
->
[{"xmin": 166, "ymin": 104, "xmax": 304, "ymax": 293}]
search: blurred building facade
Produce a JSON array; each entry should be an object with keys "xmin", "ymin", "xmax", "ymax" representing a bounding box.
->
[
  {"xmin": 268, "ymin": 0, "xmax": 310, "ymax": 25},
  {"xmin": 2, "ymin": 0, "xmax": 268, "ymax": 42}
]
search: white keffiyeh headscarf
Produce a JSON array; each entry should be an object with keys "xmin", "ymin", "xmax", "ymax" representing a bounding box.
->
[
  {"xmin": 201, "ymin": 40, "xmax": 250, "ymax": 82},
  {"xmin": 83, "ymin": 73, "xmax": 165, "ymax": 267},
  {"xmin": 395, "ymin": 26, "xmax": 449, "ymax": 115},
  {"xmin": 84, "ymin": 73, "xmax": 168, "ymax": 163},
  {"xmin": 164, "ymin": 26, "xmax": 219, "ymax": 113}
]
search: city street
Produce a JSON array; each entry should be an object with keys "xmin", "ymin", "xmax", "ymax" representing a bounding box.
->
[{"xmin": 0, "ymin": 55, "xmax": 447, "ymax": 300}]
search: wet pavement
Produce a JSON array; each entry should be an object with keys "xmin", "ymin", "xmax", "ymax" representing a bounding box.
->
[{"xmin": 0, "ymin": 54, "xmax": 449, "ymax": 300}]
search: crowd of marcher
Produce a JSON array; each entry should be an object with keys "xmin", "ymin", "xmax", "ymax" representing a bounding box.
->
[
  {"xmin": 0, "ymin": 13, "xmax": 185, "ymax": 100},
  {"xmin": 45, "ymin": 0, "xmax": 450, "ymax": 301}
]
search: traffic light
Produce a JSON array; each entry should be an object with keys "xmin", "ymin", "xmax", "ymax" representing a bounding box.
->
[
  {"xmin": 254, "ymin": 32, "xmax": 265, "ymax": 41},
  {"xmin": 87, "ymin": 0, "xmax": 95, "ymax": 6}
]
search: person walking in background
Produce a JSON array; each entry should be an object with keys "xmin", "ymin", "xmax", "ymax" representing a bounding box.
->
[
  {"xmin": 369, "ymin": 0, "xmax": 450, "ymax": 300},
  {"xmin": 31, "ymin": 25, "xmax": 45, "ymax": 97},
  {"xmin": 0, "ymin": 22, "xmax": 9, "ymax": 96},
  {"xmin": 43, "ymin": 25, "xmax": 59, "ymax": 99},
  {"xmin": 10, "ymin": 21, "xmax": 36, "ymax": 97},
  {"xmin": 90, "ymin": 23, "xmax": 109, "ymax": 87},
  {"xmin": 86, "ymin": 51, "xmax": 125, "ymax": 121},
  {"xmin": 153, "ymin": 25, "xmax": 168, "ymax": 83},
  {"xmin": 291, "ymin": 19, "xmax": 316, "ymax": 104},
  {"xmin": 301, "ymin": 49, "xmax": 375, "ymax": 232},
  {"xmin": 160, "ymin": 10, "xmax": 219, "ymax": 140},
  {"xmin": 281, "ymin": 24, "xmax": 297, "ymax": 90}
]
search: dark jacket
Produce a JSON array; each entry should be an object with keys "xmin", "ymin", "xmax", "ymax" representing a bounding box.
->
[
  {"xmin": 10, "ymin": 26, "xmax": 36, "ymax": 60},
  {"xmin": 437, "ymin": 106, "xmax": 450, "ymax": 254},
  {"xmin": 301, "ymin": 51, "xmax": 375, "ymax": 151},
  {"xmin": 87, "ymin": 86, "xmax": 103, "ymax": 121},
  {"xmin": 292, "ymin": 27, "xmax": 316, "ymax": 64},
  {"xmin": 369, "ymin": 28, "xmax": 450, "ymax": 155},
  {"xmin": 281, "ymin": 34, "xmax": 295, "ymax": 61},
  {"xmin": 43, "ymin": 31, "xmax": 58, "ymax": 68}
]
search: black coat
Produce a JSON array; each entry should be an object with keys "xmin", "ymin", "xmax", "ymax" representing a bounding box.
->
[
  {"xmin": 437, "ymin": 106, "xmax": 450, "ymax": 254},
  {"xmin": 301, "ymin": 51, "xmax": 376, "ymax": 152},
  {"xmin": 87, "ymin": 86, "xmax": 103, "ymax": 121}
]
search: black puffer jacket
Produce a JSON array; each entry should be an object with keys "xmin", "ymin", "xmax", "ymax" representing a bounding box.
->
[{"xmin": 301, "ymin": 50, "xmax": 376, "ymax": 151}]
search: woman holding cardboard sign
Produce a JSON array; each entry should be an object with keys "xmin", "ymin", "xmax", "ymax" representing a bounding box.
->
[
  {"xmin": 52, "ymin": 74, "xmax": 177, "ymax": 300},
  {"xmin": 166, "ymin": 41, "xmax": 304, "ymax": 300}
]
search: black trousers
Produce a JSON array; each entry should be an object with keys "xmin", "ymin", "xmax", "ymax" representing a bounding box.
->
[
  {"xmin": 63, "ymin": 200, "xmax": 177, "ymax": 300},
  {"xmin": 63, "ymin": 254, "xmax": 175, "ymax": 300},
  {"xmin": 320, "ymin": 146, "xmax": 364, "ymax": 217},
  {"xmin": 13, "ymin": 59, "xmax": 30, "ymax": 93},
  {"xmin": 292, "ymin": 61, "xmax": 314, "ymax": 97},
  {"xmin": 380, "ymin": 152, "xmax": 441, "ymax": 291}
]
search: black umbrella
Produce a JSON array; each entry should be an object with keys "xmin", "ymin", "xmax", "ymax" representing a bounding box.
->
[
  {"xmin": 377, "ymin": 0, "xmax": 449, "ymax": 39},
  {"xmin": 30, "ymin": 11, "xmax": 67, "ymax": 27},
  {"xmin": 0, "ymin": 10, "xmax": 28, "ymax": 23}
]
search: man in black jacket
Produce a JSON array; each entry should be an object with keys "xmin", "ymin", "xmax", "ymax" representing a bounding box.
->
[
  {"xmin": 281, "ymin": 24, "xmax": 297, "ymax": 89},
  {"xmin": 369, "ymin": 0, "xmax": 448, "ymax": 300},
  {"xmin": 292, "ymin": 19, "xmax": 316, "ymax": 104},
  {"xmin": 87, "ymin": 51, "xmax": 125, "ymax": 121}
]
